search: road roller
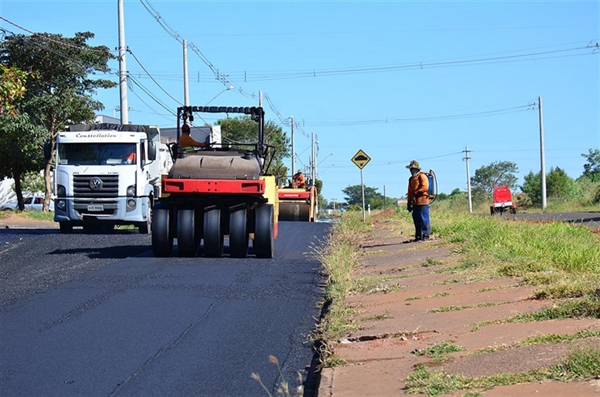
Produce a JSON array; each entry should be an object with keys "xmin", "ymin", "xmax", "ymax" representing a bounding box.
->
[
  {"xmin": 278, "ymin": 185, "xmax": 318, "ymax": 222},
  {"xmin": 151, "ymin": 106, "xmax": 278, "ymax": 258}
]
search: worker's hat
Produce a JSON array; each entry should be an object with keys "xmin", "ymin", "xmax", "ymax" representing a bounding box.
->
[{"xmin": 406, "ymin": 160, "xmax": 421, "ymax": 170}]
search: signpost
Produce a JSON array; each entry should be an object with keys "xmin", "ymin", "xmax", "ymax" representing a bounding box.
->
[{"xmin": 352, "ymin": 149, "xmax": 371, "ymax": 222}]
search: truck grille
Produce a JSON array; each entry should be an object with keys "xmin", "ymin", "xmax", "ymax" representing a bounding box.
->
[{"xmin": 73, "ymin": 174, "xmax": 119, "ymax": 215}]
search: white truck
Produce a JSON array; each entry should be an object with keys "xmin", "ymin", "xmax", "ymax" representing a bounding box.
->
[{"xmin": 51, "ymin": 123, "xmax": 166, "ymax": 233}]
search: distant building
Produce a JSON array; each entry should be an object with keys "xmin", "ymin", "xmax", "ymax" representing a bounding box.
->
[
  {"xmin": 160, "ymin": 125, "xmax": 221, "ymax": 145},
  {"xmin": 93, "ymin": 115, "xmax": 221, "ymax": 145},
  {"xmin": 94, "ymin": 114, "xmax": 121, "ymax": 124}
]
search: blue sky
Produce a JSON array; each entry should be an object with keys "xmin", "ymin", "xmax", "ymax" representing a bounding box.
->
[{"xmin": 2, "ymin": 1, "xmax": 598, "ymax": 202}]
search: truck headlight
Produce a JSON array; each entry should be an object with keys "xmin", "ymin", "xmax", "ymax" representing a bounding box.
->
[
  {"xmin": 57, "ymin": 185, "xmax": 66, "ymax": 197},
  {"xmin": 126, "ymin": 185, "xmax": 136, "ymax": 197},
  {"xmin": 127, "ymin": 199, "xmax": 136, "ymax": 209},
  {"xmin": 57, "ymin": 199, "xmax": 66, "ymax": 210}
]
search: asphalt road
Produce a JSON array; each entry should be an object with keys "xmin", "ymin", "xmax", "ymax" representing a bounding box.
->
[
  {"xmin": 0, "ymin": 221, "xmax": 330, "ymax": 397},
  {"xmin": 495, "ymin": 211, "xmax": 600, "ymax": 229}
]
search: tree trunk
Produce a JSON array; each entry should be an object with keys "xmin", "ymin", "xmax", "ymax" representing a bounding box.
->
[
  {"xmin": 44, "ymin": 161, "xmax": 53, "ymax": 212},
  {"xmin": 14, "ymin": 171, "xmax": 24, "ymax": 211}
]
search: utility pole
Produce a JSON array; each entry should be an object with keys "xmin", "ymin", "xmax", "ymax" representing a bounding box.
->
[
  {"xmin": 383, "ymin": 185, "xmax": 386, "ymax": 209},
  {"xmin": 311, "ymin": 132, "xmax": 316, "ymax": 183},
  {"xmin": 290, "ymin": 116, "xmax": 295, "ymax": 177},
  {"xmin": 117, "ymin": 0, "xmax": 129, "ymax": 125},
  {"xmin": 259, "ymin": 90, "xmax": 262, "ymax": 107},
  {"xmin": 539, "ymin": 96, "xmax": 547, "ymax": 210},
  {"xmin": 183, "ymin": 39, "xmax": 189, "ymax": 106},
  {"xmin": 463, "ymin": 146, "xmax": 473, "ymax": 213}
]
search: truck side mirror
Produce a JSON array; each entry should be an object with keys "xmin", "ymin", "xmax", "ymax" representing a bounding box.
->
[{"xmin": 148, "ymin": 141, "xmax": 157, "ymax": 161}]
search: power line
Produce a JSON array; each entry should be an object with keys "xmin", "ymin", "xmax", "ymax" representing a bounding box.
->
[
  {"xmin": 143, "ymin": 41, "xmax": 597, "ymax": 83},
  {"xmin": 300, "ymin": 103, "xmax": 536, "ymax": 127},
  {"xmin": 231, "ymin": 44, "xmax": 597, "ymax": 82},
  {"xmin": 139, "ymin": 0, "xmax": 256, "ymax": 100},
  {"xmin": 127, "ymin": 48, "xmax": 182, "ymax": 106},
  {"xmin": 128, "ymin": 75, "xmax": 176, "ymax": 116},
  {"xmin": 139, "ymin": 0, "xmax": 292, "ymax": 128},
  {"xmin": 0, "ymin": 16, "xmax": 112, "ymax": 55}
]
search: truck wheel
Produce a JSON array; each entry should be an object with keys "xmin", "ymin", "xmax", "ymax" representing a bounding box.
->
[
  {"xmin": 254, "ymin": 204, "xmax": 274, "ymax": 259},
  {"xmin": 152, "ymin": 207, "xmax": 172, "ymax": 257},
  {"xmin": 59, "ymin": 222, "xmax": 73, "ymax": 234},
  {"xmin": 177, "ymin": 209, "xmax": 198, "ymax": 257},
  {"xmin": 204, "ymin": 209, "xmax": 223, "ymax": 257},
  {"xmin": 139, "ymin": 198, "xmax": 151, "ymax": 234},
  {"xmin": 229, "ymin": 208, "xmax": 248, "ymax": 258}
]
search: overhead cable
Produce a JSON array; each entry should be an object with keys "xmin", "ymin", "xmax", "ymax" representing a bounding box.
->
[{"xmin": 127, "ymin": 48, "xmax": 182, "ymax": 106}]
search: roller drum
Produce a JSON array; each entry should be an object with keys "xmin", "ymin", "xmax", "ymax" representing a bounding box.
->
[{"xmin": 279, "ymin": 201, "xmax": 311, "ymax": 222}]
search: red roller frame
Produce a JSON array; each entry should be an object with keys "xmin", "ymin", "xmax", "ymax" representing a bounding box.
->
[
  {"xmin": 163, "ymin": 178, "xmax": 265, "ymax": 194},
  {"xmin": 278, "ymin": 190, "xmax": 311, "ymax": 199}
]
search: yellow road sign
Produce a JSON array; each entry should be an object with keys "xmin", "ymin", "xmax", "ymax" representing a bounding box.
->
[{"xmin": 351, "ymin": 149, "xmax": 371, "ymax": 169}]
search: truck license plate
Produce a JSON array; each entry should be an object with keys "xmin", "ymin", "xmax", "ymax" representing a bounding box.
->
[{"xmin": 87, "ymin": 204, "xmax": 104, "ymax": 211}]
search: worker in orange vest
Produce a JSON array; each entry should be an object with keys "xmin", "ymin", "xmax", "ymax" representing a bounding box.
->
[
  {"xmin": 406, "ymin": 160, "xmax": 430, "ymax": 242},
  {"xmin": 292, "ymin": 170, "xmax": 306, "ymax": 188},
  {"xmin": 180, "ymin": 123, "xmax": 207, "ymax": 149}
]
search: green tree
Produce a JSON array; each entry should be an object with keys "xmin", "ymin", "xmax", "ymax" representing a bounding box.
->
[
  {"xmin": 0, "ymin": 64, "xmax": 31, "ymax": 116},
  {"xmin": 217, "ymin": 116, "xmax": 290, "ymax": 179},
  {"xmin": 20, "ymin": 170, "xmax": 46, "ymax": 194},
  {"xmin": 0, "ymin": 113, "xmax": 47, "ymax": 210},
  {"xmin": 313, "ymin": 178, "xmax": 328, "ymax": 211},
  {"xmin": 546, "ymin": 167, "xmax": 577, "ymax": 198},
  {"xmin": 1, "ymin": 31, "xmax": 116, "ymax": 210},
  {"xmin": 581, "ymin": 148, "xmax": 600, "ymax": 182},
  {"xmin": 521, "ymin": 167, "xmax": 578, "ymax": 205},
  {"xmin": 342, "ymin": 184, "xmax": 383, "ymax": 206},
  {"xmin": 521, "ymin": 171, "xmax": 542, "ymax": 205},
  {"xmin": 471, "ymin": 161, "xmax": 519, "ymax": 196}
]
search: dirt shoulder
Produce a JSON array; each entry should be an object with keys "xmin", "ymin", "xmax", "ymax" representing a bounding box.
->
[
  {"xmin": 318, "ymin": 217, "xmax": 600, "ymax": 396},
  {"xmin": 0, "ymin": 213, "xmax": 58, "ymax": 229}
]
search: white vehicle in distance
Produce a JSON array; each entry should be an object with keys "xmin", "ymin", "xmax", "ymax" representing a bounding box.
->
[{"xmin": 0, "ymin": 195, "xmax": 54, "ymax": 212}]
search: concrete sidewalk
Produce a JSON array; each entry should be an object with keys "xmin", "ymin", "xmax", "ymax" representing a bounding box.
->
[{"xmin": 317, "ymin": 218, "xmax": 600, "ymax": 396}]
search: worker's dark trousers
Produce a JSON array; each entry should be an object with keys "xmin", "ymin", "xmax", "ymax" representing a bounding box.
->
[{"xmin": 412, "ymin": 204, "xmax": 430, "ymax": 240}]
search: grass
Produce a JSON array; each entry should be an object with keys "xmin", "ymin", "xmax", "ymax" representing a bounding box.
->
[
  {"xmin": 414, "ymin": 341, "xmax": 463, "ymax": 359},
  {"xmin": 404, "ymin": 345, "xmax": 600, "ymax": 396},
  {"xmin": 0, "ymin": 210, "xmax": 54, "ymax": 222},
  {"xmin": 428, "ymin": 301, "xmax": 508, "ymax": 314},
  {"xmin": 406, "ymin": 292, "xmax": 452, "ymax": 301},
  {"xmin": 311, "ymin": 212, "xmax": 369, "ymax": 367},
  {"xmin": 349, "ymin": 275, "xmax": 406, "ymax": 294},
  {"xmin": 251, "ymin": 355, "xmax": 301, "ymax": 397},
  {"xmin": 471, "ymin": 329, "xmax": 600, "ymax": 355},
  {"xmin": 360, "ymin": 311, "xmax": 392, "ymax": 321}
]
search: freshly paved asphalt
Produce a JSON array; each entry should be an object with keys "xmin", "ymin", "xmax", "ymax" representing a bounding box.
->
[{"xmin": 0, "ymin": 221, "xmax": 330, "ymax": 397}]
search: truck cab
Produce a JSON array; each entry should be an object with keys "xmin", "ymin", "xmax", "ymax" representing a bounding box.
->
[{"xmin": 52, "ymin": 123, "xmax": 164, "ymax": 233}]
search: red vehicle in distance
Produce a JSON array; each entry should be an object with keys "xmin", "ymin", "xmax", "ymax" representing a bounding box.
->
[{"xmin": 490, "ymin": 186, "xmax": 517, "ymax": 215}]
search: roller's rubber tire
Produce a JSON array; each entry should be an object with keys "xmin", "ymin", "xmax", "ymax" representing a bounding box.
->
[
  {"xmin": 152, "ymin": 207, "xmax": 173, "ymax": 257},
  {"xmin": 229, "ymin": 208, "xmax": 249, "ymax": 258},
  {"xmin": 204, "ymin": 209, "xmax": 224, "ymax": 257},
  {"xmin": 177, "ymin": 209, "xmax": 198, "ymax": 257},
  {"xmin": 254, "ymin": 204, "xmax": 274, "ymax": 259}
]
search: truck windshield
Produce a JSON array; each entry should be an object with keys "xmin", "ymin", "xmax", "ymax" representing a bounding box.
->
[{"xmin": 57, "ymin": 143, "xmax": 137, "ymax": 165}]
